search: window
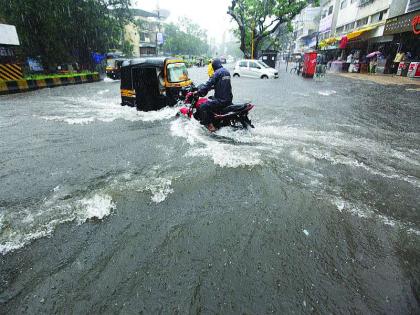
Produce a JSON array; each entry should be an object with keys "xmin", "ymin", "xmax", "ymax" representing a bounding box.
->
[
  {"xmin": 359, "ymin": 0, "xmax": 374, "ymax": 7},
  {"xmin": 249, "ymin": 62, "xmax": 260, "ymax": 69},
  {"xmin": 340, "ymin": 0, "xmax": 347, "ymax": 9},
  {"xmin": 336, "ymin": 26, "xmax": 344, "ymax": 34},
  {"xmin": 328, "ymin": 5, "xmax": 333, "ymax": 15},
  {"xmin": 350, "ymin": 0, "xmax": 357, "ymax": 3},
  {"xmin": 257, "ymin": 61, "xmax": 270, "ymax": 68},
  {"xmin": 356, "ymin": 17, "xmax": 368, "ymax": 27},
  {"xmin": 371, "ymin": 9, "xmax": 387, "ymax": 23},
  {"xmin": 344, "ymin": 22, "xmax": 354, "ymax": 31},
  {"xmin": 140, "ymin": 32, "xmax": 148, "ymax": 42},
  {"xmin": 239, "ymin": 61, "xmax": 247, "ymax": 68},
  {"xmin": 167, "ymin": 63, "xmax": 189, "ymax": 83}
]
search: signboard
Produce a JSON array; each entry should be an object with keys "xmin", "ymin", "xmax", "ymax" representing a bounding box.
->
[
  {"xmin": 156, "ymin": 32, "xmax": 164, "ymax": 45},
  {"xmin": 384, "ymin": 9, "xmax": 420, "ymax": 35},
  {"xmin": 27, "ymin": 58, "xmax": 44, "ymax": 72},
  {"xmin": 319, "ymin": 15, "xmax": 333, "ymax": 33},
  {"xmin": 0, "ymin": 24, "xmax": 20, "ymax": 45},
  {"xmin": 412, "ymin": 15, "xmax": 420, "ymax": 34}
]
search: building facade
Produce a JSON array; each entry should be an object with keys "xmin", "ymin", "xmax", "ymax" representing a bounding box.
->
[
  {"xmin": 318, "ymin": 0, "xmax": 341, "ymax": 41},
  {"xmin": 124, "ymin": 8, "xmax": 169, "ymax": 57},
  {"xmin": 291, "ymin": 5, "xmax": 322, "ymax": 53},
  {"xmin": 315, "ymin": 0, "xmax": 419, "ymax": 73}
]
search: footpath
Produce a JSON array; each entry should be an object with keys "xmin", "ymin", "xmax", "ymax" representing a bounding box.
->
[{"xmin": 332, "ymin": 72, "xmax": 420, "ymax": 89}]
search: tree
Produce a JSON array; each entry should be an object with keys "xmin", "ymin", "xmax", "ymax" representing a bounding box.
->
[
  {"xmin": 162, "ymin": 17, "xmax": 210, "ymax": 56},
  {"xmin": 228, "ymin": 0, "xmax": 316, "ymax": 58},
  {"xmin": 0, "ymin": 0, "xmax": 132, "ymax": 69}
]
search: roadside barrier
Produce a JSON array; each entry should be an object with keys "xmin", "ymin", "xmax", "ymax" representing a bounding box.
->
[
  {"xmin": 0, "ymin": 73, "xmax": 100, "ymax": 95},
  {"xmin": 0, "ymin": 64, "xmax": 23, "ymax": 81}
]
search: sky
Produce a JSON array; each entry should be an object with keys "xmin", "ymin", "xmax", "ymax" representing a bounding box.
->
[{"xmin": 133, "ymin": 0, "xmax": 235, "ymax": 43}]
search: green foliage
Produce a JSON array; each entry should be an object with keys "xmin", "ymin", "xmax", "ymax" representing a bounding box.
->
[
  {"xmin": 121, "ymin": 40, "xmax": 134, "ymax": 58},
  {"xmin": 25, "ymin": 71, "xmax": 97, "ymax": 80},
  {"xmin": 0, "ymin": 0, "xmax": 131, "ymax": 68},
  {"xmin": 162, "ymin": 17, "xmax": 210, "ymax": 56},
  {"xmin": 228, "ymin": 0, "xmax": 317, "ymax": 58}
]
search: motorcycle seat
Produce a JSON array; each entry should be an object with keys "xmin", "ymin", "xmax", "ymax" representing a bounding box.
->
[{"xmin": 220, "ymin": 103, "xmax": 249, "ymax": 114}]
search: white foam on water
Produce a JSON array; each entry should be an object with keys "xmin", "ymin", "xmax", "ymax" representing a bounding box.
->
[
  {"xmin": 76, "ymin": 194, "xmax": 116, "ymax": 223},
  {"xmin": 318, "ymin": 90, "xmax": 337, "ymax": 96},
  {"xmin": 170, "ymin": 119, "xmax": 262, "ymax": 168},
  {"xmin": 290, "ymin": 150, "xmax": 315, "ymax": 165},
  {"xmin": 331, "ymin": 197, "xmax": 420, "ymax": 236},
  {"xmin": 36, "ymin": 96, "xmax": 179, "ymax": 125},
  {"xmin": 110, "ymin": 168, "xmax": 175, "ymax": 203},
  {"xmin": 149, "ymin": 178, "xmax": 174, "ymax": 203},
  {"xmin": 97, "ymin": 89, "xmax": 110, "ymax": 95},
  {"xmin": 249, "ymin": 125, "xmax": 419, "ymax": 188},
  {"xmin": 307, "ymin": 148, "xmax": 420, "ymax": 188},
  {"xmin": 188, "ymin": 146, "xmax": 261, "ymax": 168},
  {"xmin": 0, "ymin": 165, "xmax": 178, "ymax": 255},
  {"xmin": 0, "ymin": 191, "xmax": 117, "ymax": 255},
  {"xmin": 103, "ymin": 77, "xmax": 117, "ymax": 83}
]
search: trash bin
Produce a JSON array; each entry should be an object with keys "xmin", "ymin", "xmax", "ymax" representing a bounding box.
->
[{"xmin": 302, "ymin": 52, "xmax": 317, "ymax": 78}]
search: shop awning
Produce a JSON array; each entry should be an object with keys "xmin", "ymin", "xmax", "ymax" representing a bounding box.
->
[
  {"xmin": 319, "ymin": 36, "xmax": 340, "ymax": 48},
  {"xmin": 346, "ymin": 22, "xmax": 384, "ymax": 40}
]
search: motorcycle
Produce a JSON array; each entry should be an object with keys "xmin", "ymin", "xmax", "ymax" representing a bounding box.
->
[{"xmin": 177, "ymin": 85, "xmax": 255, "ymax": 130}]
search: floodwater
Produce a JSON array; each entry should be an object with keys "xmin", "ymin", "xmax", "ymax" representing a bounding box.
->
[{"xmin": 0, "ymin": 67, "xmax": 419, "ymax": 313}]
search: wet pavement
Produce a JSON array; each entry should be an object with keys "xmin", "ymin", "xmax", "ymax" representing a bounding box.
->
[{"xmin": 0, "ymin": 66, "xmax": 419, "ymax": 314}]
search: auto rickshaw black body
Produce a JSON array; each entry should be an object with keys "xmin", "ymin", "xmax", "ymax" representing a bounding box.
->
[{"xmin": 120, "ymin": 57, "xmax": 192, "ymax": 111}]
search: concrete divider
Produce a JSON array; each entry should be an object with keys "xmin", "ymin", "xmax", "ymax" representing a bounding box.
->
[{"xmin": 0, "ymin": 73, "xmax": 100, "ymax": 95}]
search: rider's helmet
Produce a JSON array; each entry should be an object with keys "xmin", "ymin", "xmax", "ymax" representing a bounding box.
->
[{"xmin": 211, "ymin": 58, "xmax": 223, "ymax": 71}]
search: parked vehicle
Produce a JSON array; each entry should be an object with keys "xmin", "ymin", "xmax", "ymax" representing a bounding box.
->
[
  {"xmin": 233, "ymin": 60, "xmax": 278, "ymax": 79},
  {"xmin": 120, "ymin": 57, "xmax": 192, "ymax": 111},
  {"xmin": 177, "ymin": 85, "xmax": 255, "ymax": 130},
  {"xmin": 106, "ymin": 58, "xmax": 126, "ymax": 80}
]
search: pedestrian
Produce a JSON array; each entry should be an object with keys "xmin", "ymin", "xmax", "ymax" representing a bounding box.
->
[
  {"xmin": 369, "ymin": 56, "xmax": 377, "ymax": 74},
  {"xmin": 207, "ymin": 59, "xmax": 214, "ymax": 78}
]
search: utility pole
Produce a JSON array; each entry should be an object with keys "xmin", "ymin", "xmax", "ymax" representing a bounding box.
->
[
  {"xmin": 156, "ymin": 0, "xmax": 160, "ymax": 56},
  {"xmin": 251, "ymin": 20, "xmax": 255, "ymax": 59}
]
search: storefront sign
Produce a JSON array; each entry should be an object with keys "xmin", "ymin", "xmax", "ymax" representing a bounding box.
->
[
  {"xmin": 412, "ymin": 15, "xmax": 420, "ymax": 34},
  {"xmin": 384, "ymin": 9, "xmax": 420, "ymax": 35}
]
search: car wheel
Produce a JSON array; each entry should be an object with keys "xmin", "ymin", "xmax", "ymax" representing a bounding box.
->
[
  {"xmin": 261, "ymin": 75, "xmax": 268, "ymax": 79},
  {"xmin": 233, "ymin": 73, "xmax": 240, "ymax": 78}
]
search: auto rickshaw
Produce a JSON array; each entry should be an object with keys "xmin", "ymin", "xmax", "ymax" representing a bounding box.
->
[
  {"xmin": 120, "ymin": 57, "xmax": 193, "ymax": 111},
  {"xmin": 106, "ymin": 58, "xmax": 126, "ymax": 80}
]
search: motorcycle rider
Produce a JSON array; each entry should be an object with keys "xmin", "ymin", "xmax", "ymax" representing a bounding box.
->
[{"xmin": 195, "ymin": 58, "xmax": 233, "ymax": 132}]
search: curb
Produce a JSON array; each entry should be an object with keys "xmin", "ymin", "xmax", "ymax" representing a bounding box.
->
[{"xmin": 0, "ymin": 73, "xmax": 101, "ymax": 95}]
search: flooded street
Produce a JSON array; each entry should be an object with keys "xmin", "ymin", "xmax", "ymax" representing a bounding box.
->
[{"xmin": 0, "ymin": 67, "xmax": 419, "ymax": 313}]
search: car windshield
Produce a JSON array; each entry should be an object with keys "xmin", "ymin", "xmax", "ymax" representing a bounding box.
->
[{"xmin": 167, "ymin": 63, "xmax": 189, "ymax": 82}]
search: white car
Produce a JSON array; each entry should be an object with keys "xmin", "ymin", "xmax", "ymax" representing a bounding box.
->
[{"xmin": 233, "ymin": 60, "xmax": 278, "ymax": 79}]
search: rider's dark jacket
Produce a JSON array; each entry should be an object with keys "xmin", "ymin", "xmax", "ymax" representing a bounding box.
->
[{"xmin": 198, "ymin": 59, "xmax": 233, "ymax": 105}]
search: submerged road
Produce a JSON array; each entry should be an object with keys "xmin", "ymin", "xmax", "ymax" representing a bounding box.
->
[{"xmin": 0, "ymin": 66, "xmax": 419, "ymax": 314}]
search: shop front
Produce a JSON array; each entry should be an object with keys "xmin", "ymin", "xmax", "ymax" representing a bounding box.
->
[{"xmin": 383, "ymin": 9, "xmax": 420, "ymax": 76}]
